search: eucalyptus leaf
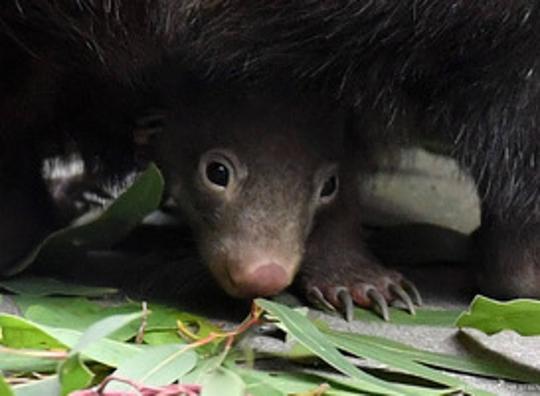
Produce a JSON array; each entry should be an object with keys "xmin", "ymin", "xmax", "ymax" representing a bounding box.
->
[
  {"xmin": 0, "ymin": 314, "xmax": 66, "ymax": 350},
  {"xmin": 0, "ymin": 375, "xmax": 14, "ymax": 396},
  {"xmin": 312, "ymin": 371, "xmax": 452, "ymax": 396},
  {"xmin": 200, "ymin": 367, "xmax": 246, "ymax": 396},
  {"xmin": 41, "ymin": 163, "xmax": 164, "ymax": 252},
  {"xmin": 143, "ymin": 331, "xmax": 184, "ymax": 345},
  {"xmin": 70, "ymin": 312, "xmax": 143, "ymax": 354},
  {"xmin": 58, "ymin": 354, "xmax": 94, "ymax": 396},
  {"xmin": 0, "ymin": 352, "xmax": 57, "ymax": 372},
  {"xmin": 41, "ymin": 326, "xmax": 142, "ymax": 368},
  {"xmin": 180, "ymin": 355, "xmax": 228, "ymax": 385},
  {"xmin": 6, "ymin": 164, "xmax": 164, "ymax": 276},
  {"xmin": 239, "ymin": 368, "xmax": 361, "ymax": 396},
  {"xmin": 325, "ymin": 332, "xmax": 493, "ymax": 396},
  {"xmin": 0, "ymin": 313, "xmax": 141, "ymax": 367},
  {"xmin": 255, "ymin": 299, "xmax": 415, "ymax": 396},
  {"xmin": 456, "ymin": 295, "xmax": 540, "ymax": 336},
  {"xmin": 239, "ymin": 368, "xmax": 451, "ymax": 396},
  {"xmin": 326, "ymin": 331, "xmax": 540, "ymax": 384},
  {"xmin": 16, "ymin": 296, "xmax": 218, "ymax": 343},
  {"xmin": 21, "ymin": 298, "xmax": 138, "ymax": 340},
  {"xmin": 0, "ymin": 277, "xmax": 116, "ymax": 298},
  {"xmin": 108, "ymin": 344, "xmax": 197, "ymax": 391},
  {"xmin": 12, "ymin": 376, "xmax": 60, "ymax": 396}
]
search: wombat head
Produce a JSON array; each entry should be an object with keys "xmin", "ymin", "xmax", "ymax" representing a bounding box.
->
[{"xmin": 154, "ymin": 88, "xmax": 344, "ymax": 297}]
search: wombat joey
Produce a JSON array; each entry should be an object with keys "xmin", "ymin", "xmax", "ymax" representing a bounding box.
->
[{"xmin": 151, "ymin": 87, "xmax": 420, "ymax": 320}]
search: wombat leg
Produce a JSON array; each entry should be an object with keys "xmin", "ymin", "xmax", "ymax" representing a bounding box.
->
[
  {"xmin": 451, "ymin": 82, "xmax": 540, "ymax": 299},
  {"xmin": 471, "ymin": 139, "xmax": 540, "ymax": 298},
  {"xmin": 298, "ymin": 168, "xmax": 421, "ymax": 321},
  {"xmin": 473, "ymin": 221, "xmax": 540, "ymax": 299}
]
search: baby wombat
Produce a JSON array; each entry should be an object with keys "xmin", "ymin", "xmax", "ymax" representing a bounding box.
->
[{"xmin": 143, "ymin": 86, "xmax": 418, "ymax": 319}]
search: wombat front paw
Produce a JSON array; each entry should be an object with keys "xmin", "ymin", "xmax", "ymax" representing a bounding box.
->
[{"xmin": 298, "ymin": 259, "xmax": 421, "ymax": 321}]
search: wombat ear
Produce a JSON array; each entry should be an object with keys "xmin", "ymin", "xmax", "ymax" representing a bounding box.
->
[{"xmin": 133, "ymin": 109, "xmax": 166, "ymax": 165}]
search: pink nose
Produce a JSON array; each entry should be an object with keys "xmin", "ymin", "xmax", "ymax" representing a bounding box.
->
[{"xmin": 231, "ymin": 263, "xmax": 289, "ymax": 297}]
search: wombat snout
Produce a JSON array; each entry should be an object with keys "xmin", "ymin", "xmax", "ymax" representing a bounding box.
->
[
  {"xmin": 227, "ymin": 261, "xmax": 290, "ymax": 297},
  {"xmin": 201, "ymin": 243, "xmax": 302, "ymax": 299}
]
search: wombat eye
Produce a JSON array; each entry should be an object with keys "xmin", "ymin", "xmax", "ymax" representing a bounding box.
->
[
  {"xmin": 320, "ymin": 175, "xmax": 338, "ymax": 198},
  {"xmin": 200, "ymin": 149, "xmax": 243, "ymax": 193},
  {"xmin": 206, "ymin": 161, "xmax": 230, "ymax": 187}
]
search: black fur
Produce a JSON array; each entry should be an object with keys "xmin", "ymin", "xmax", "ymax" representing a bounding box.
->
[{"xmin": 0, "ymin": 1, "xmax": 538, "ymax": 297}]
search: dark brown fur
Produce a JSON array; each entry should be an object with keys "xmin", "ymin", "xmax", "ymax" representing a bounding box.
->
[{"xmin": 0, "ymin": 1, "xmax": 538, "ymax": 304}]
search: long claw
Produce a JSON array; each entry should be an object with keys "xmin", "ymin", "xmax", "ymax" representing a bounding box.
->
[
  {"xmin": 401, "ymin": 279, "xmax": 422, "ymax": 306},
  {"xmin": 367, "ymin": 288, "xmax": 389, "ymax": 321},
  {"xmin": 306, "ymin": 286, "xmax": 336, "ymax": 312},
  {"xmin": 389, "ymin": 283, "xmax": 416, "ymax": 315},
  {"xmin": 336, "ymin": 287, "xmax": 354, "ymax": 322}
]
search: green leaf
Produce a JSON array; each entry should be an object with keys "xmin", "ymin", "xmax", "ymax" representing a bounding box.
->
[
  {"xmin": 200, "ymin": 367, "xmax": 246, "ymax": 396},
  {"xmin": 70, "ymin": 312, "xmax": 143, "ymax": 354},
  {"xmin": 239, "ymin": 368, "xmax": 357, "ymax": 396},
  {"xmin": 181, "ymin": 354, "xmax": 228, "ymax": 384},
  {"xmin": 328, "ymin": 331, "xmax": 540, "ymax": 384},
  {"xmin": 0, "ymin": 313, "xmax": 141, "ymax": 368},
  {"xmin": 0, "ymin": 314, "xmax": 66, "ymax": 350},
  {"xmin": 58, "ymin": 354, "xmax": 94, "ymax": 396},
  {"xmin": 324, "ymin": 331, "xmax": 493, "ymax": 396},
  {"xmin": 45, "ymin": 163, "xmax": 164, "ymax": 250},
  {"xmin": 0, "ymin": 375, "xmax": 14, "ymax": 396},
  {"xmin": 0, "ymin": 352, "xmax": 57, "ymax": 372},
  {"xmin": 143, "ymin": 331, "xmax": 184, "ymax": 346},
  {"xmin": 312, "ymin": 371, "xmax": 453, "ymax": 396},
  {"xmin": 15, "ymin": 296, "xmax": 218, "ymax": 344},
  {"xmin": 12, "ymin": 376, "xmax": 60, "ymax": 396},
  {"xmin": 42, "ymin": 327, "xmax": 142, "ymax": 368},
  {"xmin": 239, "ymin": 368, "xmax": 450, "ymax": 396},
  {"xmin": 20, "ymin": 297, "xmax": 138, "ymax": 341},
  {"xmin": 255, "ymin": 299, "xmax": 416, "ymax": 396},
  {"xmin": 456, "ymin": 295, "xmax": 540, "ymax": 336},
  {"xmin": 238, "ymin": 369, "xmax": 287, "ymax": 396},
  {"xmin": 180, "ymin": 343, "xmax": 234, "ymax": 390},
  {"xmin": 0, "ymin": 277, "xmax": 116, "ymax": 298},
  {"xmin": 108, "ymin": 344, "xmax": 197, "ymax": 391},
  {"xmin": 6, "ymin": 164, "xmax": 164, "ymax": 276}
]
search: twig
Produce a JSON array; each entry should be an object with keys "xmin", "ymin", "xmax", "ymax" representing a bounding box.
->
[
  {"xmin": 135, "ymin": 301, "xmax": 149, "ymax": 344},
  {"xmin": 178, "ymin": 301, "xmax": 263, "ymax": 352}
]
